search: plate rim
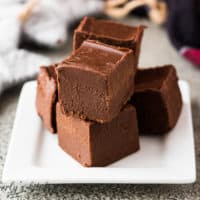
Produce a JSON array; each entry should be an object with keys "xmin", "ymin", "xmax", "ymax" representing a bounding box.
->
[{"xmin": 2, "ymin": 80, "xmax": 196, "ymax": 184}]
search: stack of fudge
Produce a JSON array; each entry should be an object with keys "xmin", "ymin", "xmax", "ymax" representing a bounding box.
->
[{"xmin": 36, "ymin": 17, "xmax": 182, "ymax": 167}]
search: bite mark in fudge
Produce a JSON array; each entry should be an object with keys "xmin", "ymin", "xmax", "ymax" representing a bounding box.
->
[
  {"xmin": 57, "ymin": 40, "xmax": 136, "ymax": 123},
  {"xmin": 56, "ymin": 102, "xmax": 139, "ymax": 167},
  {"xmin": 130, "ymin": 65, "xmax": 182, "ymax": 134},
  {"xmin": 36, "ymin": 64, "xmax": 58, "ymax": 133},
  {"xmin": 73, "ymin": 16, "xmax": 145, "ymax": 66}
]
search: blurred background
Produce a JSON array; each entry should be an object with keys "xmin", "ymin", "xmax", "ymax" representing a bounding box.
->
[
  {"xmin": 0, "ymin": 0, "xmax": 200, "ymax": 199},
  {"xmin": 0, "ymin": 0, "xmax": 200, "ymax": 96}
]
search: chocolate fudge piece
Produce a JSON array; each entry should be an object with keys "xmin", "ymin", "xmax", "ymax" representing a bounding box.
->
[
  {"xmin": 130, "ymin": 65, "xmax": 182, "ymax": 134},
  {"xmin": 36, "ymin": 64, "xmax": 58, "ymax": 133},
  {"xmin": 56, "ymin": 102, "xmax": 139, "ymax": 167},
  {"xmin": 74, "ymin": 16, "xmax": 145, "ymax": 66},
  {"xmin": 57, "ymin": 40, "xmax": 136, "ymax": 123}
]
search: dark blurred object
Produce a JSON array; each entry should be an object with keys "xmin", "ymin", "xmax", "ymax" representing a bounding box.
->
[
  {"xmin": 131, "ymin": 6, "xmax": 148, "ymax": 17},
  {"xmin": 166, "ymin": 0, "xmax": 200, "ymax": 49},
  {"xmin": 166, "ymin": 0, "xmax": 200, "ymax": 67},
  {"xmin": 19, "ymin": 32, "xmax": 51, "ymax": 51}
]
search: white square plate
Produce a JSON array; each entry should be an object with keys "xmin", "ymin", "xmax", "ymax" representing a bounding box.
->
[{"xmin": 2, "ymin": 80, "xmax": 196, "ymax": 184}]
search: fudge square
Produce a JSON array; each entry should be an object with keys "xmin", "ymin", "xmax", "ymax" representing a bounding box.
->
[
  {"xmin": 57, "ymin": 40, "xmax": 136, "ymax": 123},
  {"xmin": 36, "ymin": 64, "xmax": 58, "ymax": 133},
  {"xmin": 130, "ymin": 65, "xmax": 182, "ymax": 134},
  {"xmin": 73, "ymin": 16, "xmax": 145, "ymax": 66},
  {"xmin": 56, "ymin": 102, "xmax": 139, "ymax": 167}
]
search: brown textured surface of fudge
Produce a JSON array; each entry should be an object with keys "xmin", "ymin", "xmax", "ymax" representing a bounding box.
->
[
  {"xmin": 56, "ymin": 102, "xmax": 139, "ymax": 167},
  {"xmin": 36, "ymin": 64, "xmax": 58, "ymax": 133},
  {"xmin": 57, "ymin": 40, "xmax": 136, "ymax": 123},
  {"xmin": 130, "ymin": 65, "xmax": 182, "ymax": 134},
  {"xmin": 73, "ymin": 16, "xmax": 145, "ymax": 66}
]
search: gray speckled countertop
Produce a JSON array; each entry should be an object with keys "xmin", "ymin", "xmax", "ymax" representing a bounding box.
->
[{"xmin": 0, "ymin": 18, "xmax": 200, "ymax": 199}]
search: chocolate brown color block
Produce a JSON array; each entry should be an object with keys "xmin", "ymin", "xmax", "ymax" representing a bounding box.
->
[
  {"xmin": 57, "ymin": 40, "xmax": 136, "ymax": 123},
  {"xmin": 36, "ymin": 64, "xmax": 58, "ymax": 133},
  {"xmin": 56, "ymin": 103, "xmax": 139, "ymax": 167},
  {"xmin": 130, "ymin": 65, "xmax": 182, "ymax": 134},
  {"xmin": 73, "ymin": 16, "xmax": 145, "ymax": 66}
]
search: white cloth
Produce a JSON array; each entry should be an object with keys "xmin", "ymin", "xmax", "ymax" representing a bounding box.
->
[
  {"xmin": 0, "ymin": 5, "xmax": 22, "ymax": 53},
  {"xmin": 0, "ymin": 2, "xmax": 50, "ymax": 95},
  {"xmin": 23, "ymin": 0, "xmax": 104, "ymax": 48},
  {"xmin": 0, "ymin": 50, "xmax": 50, "ymax": 95},
  {"xmin": 0, "ymin": 0, "xmax": 104, "ymax": 49},
  {"xmin": 0, "ymin": 0, "xmax": 104, "ymax": 95}
]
